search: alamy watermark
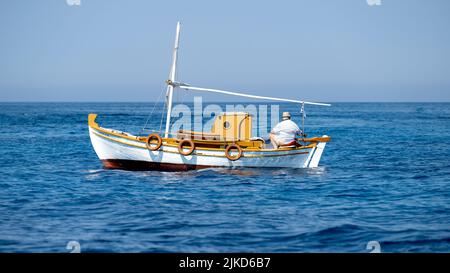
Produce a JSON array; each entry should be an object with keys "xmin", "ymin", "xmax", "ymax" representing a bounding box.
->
[
  {"xmin": 366, "ymin": 241, "xmax": 381, "ymax": 253},
  {"xmin": 166, "ymin": 97, "xmax": 282, "ymax": 139},
  {"xmin": 66, "ymin": 240, "xmax": 81, "ymax": 253},
  {"xmin": 367, "ymin": 0, "xmax": 381, "ymax": 6},
  {"xmin": 64, "ymin": 240, "xmax": 380, "ymax": 253},
  {"xmin": 65, "ymin": 1, "xmax": 380, "ymax": 8},
  {"xmin": 66, "ymin": 0, "xmax": 81, "ymax": 6}
]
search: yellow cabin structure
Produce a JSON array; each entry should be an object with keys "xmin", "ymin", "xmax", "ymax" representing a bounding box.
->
[
  {"xmin": 176, "ymin": 112, "xmax": 256, "ymax": 144},
  {"xmin": 210, "ymin": 112, "xmax": 252, "ymax": 141}
]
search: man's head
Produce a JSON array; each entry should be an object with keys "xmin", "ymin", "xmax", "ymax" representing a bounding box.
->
[{"xmin": 282, "ymin": 112, "xmax": 291, "ymax": 121}]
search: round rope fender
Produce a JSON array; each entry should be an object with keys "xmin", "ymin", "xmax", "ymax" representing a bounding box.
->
[
  {"xmin": 225, "ymin": 144, "xmax": 243, "ymax": 161},
  {"xmin": 146, "ymin": 133, "xmax": 162, "ymax": 151},
  {"xmin": 178, "ymin": 139, "xmax": 195, "ymax": 156}
]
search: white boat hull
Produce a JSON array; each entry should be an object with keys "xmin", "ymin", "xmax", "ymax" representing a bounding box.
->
[{"xmin": 89, "ymin": 127, "xmax": 327, "ymax": 171}]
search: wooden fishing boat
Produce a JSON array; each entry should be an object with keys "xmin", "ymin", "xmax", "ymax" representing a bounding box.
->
[{"xmin": 88, "ymin": 22, "xmax": 331, "ymax": 171}]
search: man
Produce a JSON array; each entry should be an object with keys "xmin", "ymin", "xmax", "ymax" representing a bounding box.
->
[{"xmin": 269, "ymin": 112, "xmax": 302, "ymax": 149}]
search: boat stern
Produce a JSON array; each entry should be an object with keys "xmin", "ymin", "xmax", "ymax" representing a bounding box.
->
[{"xmin": 306, "ymin": 135, "xmax": 329, "ymax": 168}]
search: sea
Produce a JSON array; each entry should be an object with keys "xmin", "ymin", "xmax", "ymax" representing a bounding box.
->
[{"xmin": 0, "ymin": 102, "xmax": 449, "ymax": 252}]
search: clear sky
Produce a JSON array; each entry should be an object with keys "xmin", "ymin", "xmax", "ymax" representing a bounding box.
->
[{"xmin": 1, "ymin": 0, "xmax": 449, "ymax": 102}]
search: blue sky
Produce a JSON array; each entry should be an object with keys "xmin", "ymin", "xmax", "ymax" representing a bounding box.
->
[{"xmin": 0, "ymin": 0, "xmax": 449, "ymax": 102}]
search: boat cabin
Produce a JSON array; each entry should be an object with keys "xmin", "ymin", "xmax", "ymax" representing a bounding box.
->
[{"xmin": 176, "ymin": 112, "xmax": 264, "ymax": 149}]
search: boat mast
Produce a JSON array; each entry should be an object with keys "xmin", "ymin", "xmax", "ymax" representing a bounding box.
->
[{"xmin": 164, "ymin": 21, "xmax": 181, "ymax": 138}]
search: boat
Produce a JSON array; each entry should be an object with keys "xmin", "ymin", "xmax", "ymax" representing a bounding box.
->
[{"xmin": 88, "ymin": 22, "xmax": 331, "ymax": 171}]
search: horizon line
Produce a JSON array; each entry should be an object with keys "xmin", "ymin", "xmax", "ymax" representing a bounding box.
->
[{"xmin": 0, "ymin": 100, "xmax": 449, "ymax": 103}]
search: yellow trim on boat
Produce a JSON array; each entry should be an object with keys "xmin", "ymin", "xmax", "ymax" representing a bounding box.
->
[
  {"xmin": 88, "ymin": 113, "xmax": 147, "ymax": 142},
  {"xmin": 88, "ymin": 113, "xmax": 322, "ymax": 154},
  {"xmin": 91, "ymin": 130, "xmax": 311, "ymax": 158},
  {"xmin": 302, "ymin": 136, "xmax": 331, "ymax": 143}
]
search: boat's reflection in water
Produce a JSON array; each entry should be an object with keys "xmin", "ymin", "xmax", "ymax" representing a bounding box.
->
[
  {"xmin": 84, "ymin": 166, "xmax": 328, "ymax": 184},
  {"xmin": 207, "ymin": 168, "xmax": 259, "ymax": 177},
  {"xmin": 203, "ymin": 166, "xmax": 328, "ymax": 178},
  {"xmin": 84, "ymin": 169, "xmax": 107, "ymax": 181}
]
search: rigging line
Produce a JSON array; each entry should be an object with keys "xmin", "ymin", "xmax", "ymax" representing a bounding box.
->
[
  {"xmin": 301, "ymin": 102, "xmax": 306, "ymax": 137},
  {"xmin": 178, "ymin": 85, "xmax": 331, "ymax": 106},
  {"xmin": 177, "ymin": 68, "xmax": 187, "ymax": 106},
  {"xmin": 141, "ymin": 88, "xmax": 165, "ymax": 134},
  {"xmin": 166, "ymin": 97, "xmax": 178, "ymax": 135},
  {"xmin": 165, "ymin": 90, "xmax": 186, "ymax": 137},
  {"xmin": 159, "ymin": 96, "xmax": 167, "ymax": 134}
]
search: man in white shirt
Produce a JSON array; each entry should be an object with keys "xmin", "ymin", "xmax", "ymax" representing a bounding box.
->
[{"xmin": 269, "ymin": 112, "xmax": 302, "ymax": 148}]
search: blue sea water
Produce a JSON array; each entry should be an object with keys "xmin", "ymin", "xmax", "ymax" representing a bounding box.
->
[{"xmin": 0, "ymin": 102, "xmax": 449, "ymax": 252}]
